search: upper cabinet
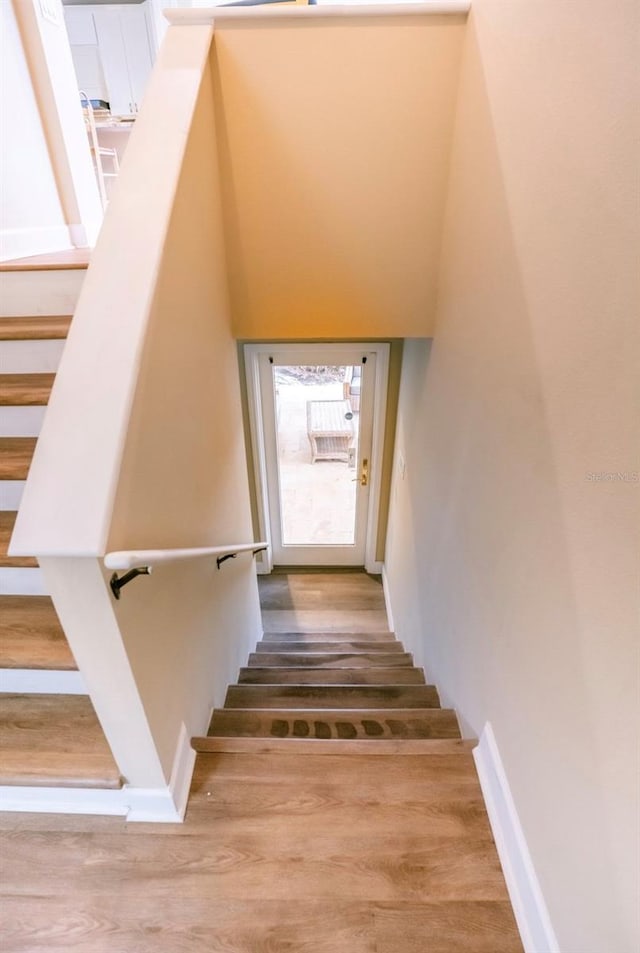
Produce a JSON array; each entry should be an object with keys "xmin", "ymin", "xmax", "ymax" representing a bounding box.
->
[{"xmin": 64, "ymin": 3, "xmax": 155, "ymax": 117}]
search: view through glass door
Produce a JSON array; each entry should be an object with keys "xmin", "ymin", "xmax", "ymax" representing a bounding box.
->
[{"xmin": 254, "ymin": 345, "xmax": 381, "ymax": 567}]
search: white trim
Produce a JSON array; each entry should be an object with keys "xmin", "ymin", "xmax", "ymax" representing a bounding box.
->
[
  {"xmin": 68, "ymin": 224, "xmax": 92, "ymax": 249},
  {"xmin": 0, "ymin": 783, "xmax": 179, "ymax": 822},
  {"xmin": 244, "ymin": 343, "xmax": 389, "ymax": 570},
  {"xmin": 364, "ymin": 345, "xmax": 389, "ymax": 574},
  {"xmin": 0, "ymin": 226, "xmax": 73, "ymax": 264},
  {"xmin": 0, "ymin": 668, "xmax": 86, "ymax": 694},
  {"xmin": 165, "ymin": 2, "xmax": 470, "ymax": 25},
  {"xmin": 0, "ymin": 567, "xmax": 46, "ymax": 595},
  {"xmin": 0, "ymin": 785, "xmax": 129, "ymax": 817},
  {"xmin": 167, "ymin": 721, "xmax": 197, "ymax": 822},
  {"xmin": 0, "ymin": 720, "xmax": 197, "ymax": 823},
  {"xmin": 244, "ymin": 351, "xmax": 273, "ymax": 573},
  {"xmin": 381, "ymin": 562, "xmax": 395, "ymax": 633},
  {"xmin": 473, "ymin": 723, "xmax": 560, "ymax": 953}
]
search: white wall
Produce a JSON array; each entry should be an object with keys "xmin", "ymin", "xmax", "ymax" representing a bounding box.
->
[
  {"xmin": 384, "ymin": 2, "xmax": 639, "ymax": 950},
  {"xmin": 0, "ymin": 1, "xmax": 70, "ymax": 260}
]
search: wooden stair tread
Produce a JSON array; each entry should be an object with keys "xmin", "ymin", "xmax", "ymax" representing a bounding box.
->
[
  {"xmin": 238, "ymin": 667, "xmax": 426, "ymax": 685},
  {"xmin": 0, "ymin": 694, "xmax": 121, "ymax": 788},
  {"xmin": 261, "ymin": 631, "xmax": 397, "ymax": 643},
  {"xmin": 207, "ymin": 708, "xmax": 460, "ymax": 741},
  {"xmin": 225, "ymin": 684, "xmax": 440, "ymax": 709},
  {"xmin": 256, "ymin": 641, "xmax": 405, "ymax": 654},
  {"xmin": 0, "ymin": 373, "xmax": 55, "ymax": 406},
  {"xmin": 0, "ymin": 438, "xmax": 36, "ymax": 480},
  {"xmin": 0, "ymin": 596, "xmax": 76, "ymax": 670},
  {"xmin": 0, "ymin": 315, "xmax": 71, "ymax": 340},
  {"xmin": 248, "ymin": 652, "xmax": 414, "ymax": 668},
  {"xmin": 0, "ymin": 249, "xmax": 90, "ymax": 271},
  {"xmin": 0, "ymin": 512, "xmax": 37, "ymax": 568}
]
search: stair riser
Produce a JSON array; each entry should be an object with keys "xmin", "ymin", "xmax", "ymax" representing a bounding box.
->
[
  {"xmin": 247, "ymin": 653, "xmax": 414, "ymax": 668},
  {"xmin": 238, "ymin": 668, "xmax": 427, "ymax": 685},
  {"xmin": 0, "ymin": 407, "xmax": 45, "ymax": 438},
  {"xmin": 0, "ymin": 481, "xmax": 25, "ymax": 511},
  {"xmin": 0, "ymin": 340, "xmax": 65, "ymax": 374},
  {"xmin": 261, "ymin": 632, "xmax": 396, "ymax": 643},
  {"xmin": 224, "ymin": 685, "xmax": 440, "ymax": 709},
  {"xmin": 208, "ymin": 708, "xmax": 461, "ymax": 741},
  {"xmin": 256, "ymin": 642, "xmax": 404, "ymax": 654},
  {"xmin": 0, "ymin": 271, "xmax": 83, "ymax": 317},
  {"xmin": 0, "ymin": 568, "xmax": 45, "ymax": 596},
  {"xmin": 0, "ymin": 669, "xmax": 86, "ymax": 694}
]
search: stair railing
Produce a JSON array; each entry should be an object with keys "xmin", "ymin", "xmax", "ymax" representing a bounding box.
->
[{"xmin": 105, "ymin": 542, "xmax": 268, "ymax": 599}]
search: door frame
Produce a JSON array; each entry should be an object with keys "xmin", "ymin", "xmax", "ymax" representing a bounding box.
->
[{"xmin": 244, "ymin": 342, "xmax": 390, "ymax": 574}]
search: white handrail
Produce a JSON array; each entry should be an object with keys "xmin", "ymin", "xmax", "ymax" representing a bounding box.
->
[{"xmin": 104, "ymin": 542, "xmax": 268, "ymax": 572}]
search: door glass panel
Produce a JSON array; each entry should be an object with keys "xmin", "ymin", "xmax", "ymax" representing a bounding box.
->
[{"xmin": 273, "ymin": 364, "xmax": 361, "ymax": 546}]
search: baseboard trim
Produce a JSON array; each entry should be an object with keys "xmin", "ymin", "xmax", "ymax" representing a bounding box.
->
[
  {"xmin": 169, "ymin": 721, "xmax": 197, "ymax": 820},
  {"xmin": 0, "ymin": 784, "xmax": 129, "ymax": 817},
  {"xmin": 0, "ymin": 668, "xmax": 86, "ymax": 694},
  {"xmin": 473, "ymin": 723, "xmax": 560, "ymax": 953},
  {"xmin": 381, "ymin": 563, "xmax": 395, "ymax": 633}
]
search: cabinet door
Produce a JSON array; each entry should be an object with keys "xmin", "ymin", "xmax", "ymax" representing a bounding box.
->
[
  {"xmin": 120, "ymin": 6, "xmax": 153, "ymax": 113},
  {"xmin": 93, "ymin": 8, "xmax": 132, "ymax": 116}
]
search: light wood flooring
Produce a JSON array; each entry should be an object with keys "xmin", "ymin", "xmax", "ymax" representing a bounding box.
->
[{"xmin": 0, "ymin": 572, "xmax": 522, "ymax": 952}]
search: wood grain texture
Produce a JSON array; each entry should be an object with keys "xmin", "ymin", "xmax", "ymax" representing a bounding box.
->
[
  {"xmin": 0, "ymin": 512, "xmax": 37, "ymax": 568},
  {"xmin": 0, "ymin": 752, "xmax": 521, "ymax": 951},
  {"xmin": 192, "ymin": 737, "xmax": 474, "ymax": 756},
  {"xmin": 255, "ymin": 640, "xmax": 405, "ymax": 653},
  {"xmin": 258, "ymin": 572, "xmax": 386, "ymax": 611},
  {"xmin": 0, "ymin": 249, "xmax": 89, "ymax": 271},
  {"xmin": 247, "ymin": 652, "xmax": 414, "ymax": 668},
  {"xmin": 0, "ymin": 596, "xmax": 76, "ymax": 669},
  {"xmin": 224, "ymin": 684, "xmax": 440, "ymax": 709},
  {"xmin": 206, "ymin": 707, "xmax": 460, "ymax": 740},
  {"xmin": 0, "ymin": 572, "xmax": 521, "ymax": 952},
  {"xmin": 261, "ymin": 630, "xmax": 396, "ymax": 642},
  {"xmin": 0, "ymin": 315, "xmax": 71, "ymax": 340},
  {"xmin": 0, "ymin": 694, "xmax": 121, "ymax": 788},
  {"xmin": 262, "ymin": 609, "xmax": 390, "ymax": 633},
  {"xmin": 0, "ymin": 374, "xmax": 55, "ymax": 406},
  {"xmin": 238, "ymin": 667, "xmax": 427, "ymax": 684},
  {"xmin": 0, "ymin": 438, "xmax": 36, "ymax": 479}
]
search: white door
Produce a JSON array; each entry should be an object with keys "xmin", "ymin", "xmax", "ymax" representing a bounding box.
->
[{"xmin": 246, "ymin": 344, "xmax": 389, "ymax": 569}]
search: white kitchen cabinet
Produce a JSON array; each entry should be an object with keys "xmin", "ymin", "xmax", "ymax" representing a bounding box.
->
[{"xmin": 64, "ymin": 3, "xmax": 155, "ymax": 117}]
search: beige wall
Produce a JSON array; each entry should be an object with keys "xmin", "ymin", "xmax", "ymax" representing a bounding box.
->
[
  {"xmin": 384, "ymin": 2, "xmax": 639, "ymax": 950},
  {"xmin": 211, "ymin": 16, "xmax": 465, "ymax": 339}
]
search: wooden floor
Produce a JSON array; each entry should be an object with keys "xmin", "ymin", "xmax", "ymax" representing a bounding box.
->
[{"xmin": 0, "ymin": 572, "xmax": 522, "ymax": 952}]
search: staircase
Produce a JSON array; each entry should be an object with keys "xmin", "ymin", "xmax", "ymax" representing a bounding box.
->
[
  {"xmin": 193, "ymin": 623, "xmax": 465, "ymax": 755},
  {"xmin": 0, "ymin": 257, "xmax": 121, "ymax": 792}
]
